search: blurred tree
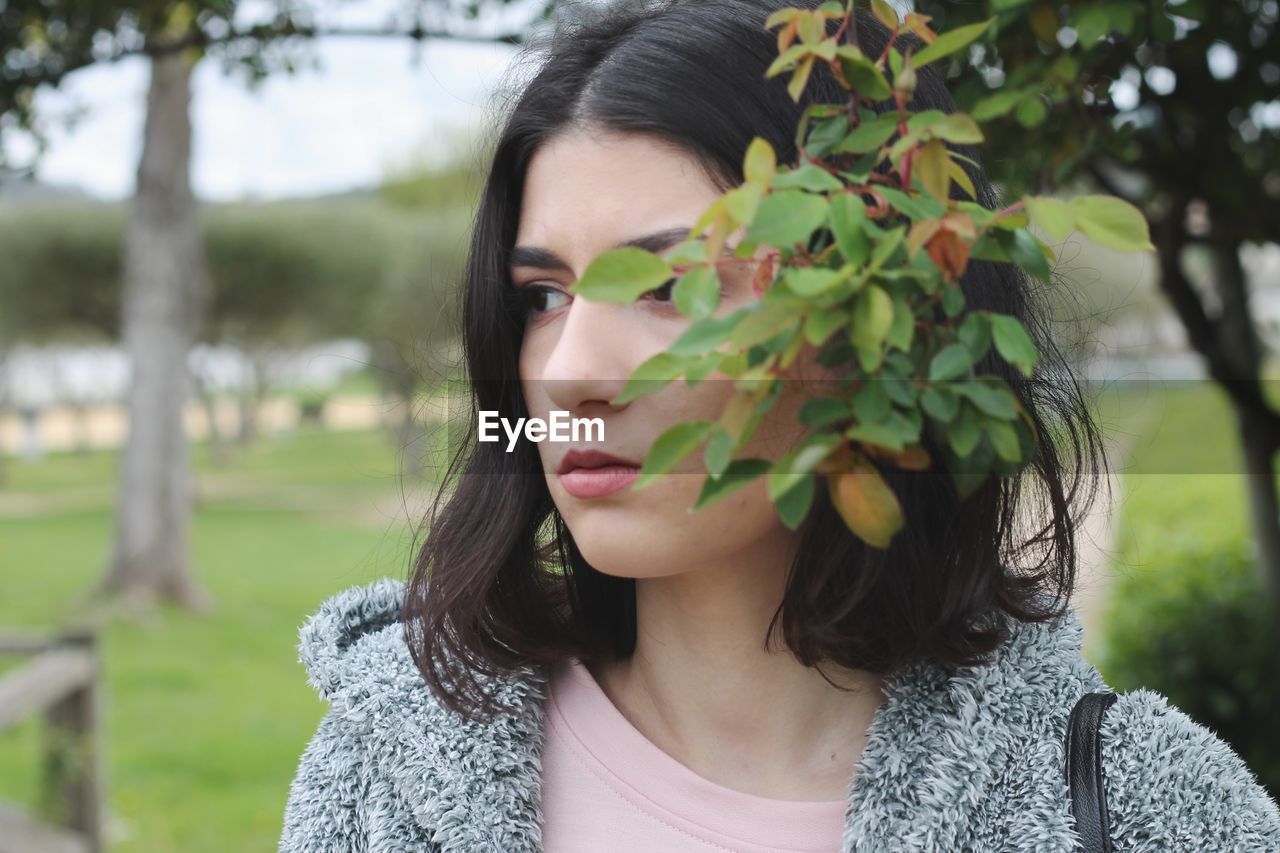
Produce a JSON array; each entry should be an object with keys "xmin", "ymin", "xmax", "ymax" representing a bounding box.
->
[
  {"xmin": 1, "ymin": 0, "xmax": 553, "ymax": 610},
  {"xmin": 201, "ymin": 201, "xmax": 390, "ymax": 448},
  {"xmin": 908, "ymin": 0, "xmax": 1280, "ymax": 621}
]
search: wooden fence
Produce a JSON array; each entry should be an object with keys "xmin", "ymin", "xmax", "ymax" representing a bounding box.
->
[{"xmin": 0, "ymin": 631, "xmax": 103, "ymax": 853}]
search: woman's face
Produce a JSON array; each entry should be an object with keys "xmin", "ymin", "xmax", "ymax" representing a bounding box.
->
[{"xmin": 513, "ymin": 125, "xmax": 814, "ymax": 579}]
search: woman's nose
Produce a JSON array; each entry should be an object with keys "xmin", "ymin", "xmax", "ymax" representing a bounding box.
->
[{"xmin": 539, "ymin": 297, "xmax": 633, "ymax": 413}]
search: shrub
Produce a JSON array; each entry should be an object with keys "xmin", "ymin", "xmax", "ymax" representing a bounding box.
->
[{"xmin": 1097, "ymin": 539, "xmax": 1280, "ymax": 800}]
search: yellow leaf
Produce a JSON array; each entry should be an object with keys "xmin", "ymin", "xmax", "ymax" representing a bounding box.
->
[
  {"xmin": 788, "ymin": 55, "xmax": 816, "ymax": 101},
  {"xmin": 798, "ymin": 11, "xmax": 825, "ymax": 45},
  {"xmin": 704, "ymin": 209, "xmax": 734, "ymax": 270},
  {"xmin": 764, "ymin": 8, "xmax": 802, "ymax": 30},
  {"xmin": 947, "ymin": 157, "xmax": 976, "ymax": 200},
  {"xmin": 743, "ymin": 137, "xmax": 777, "ymax": 185},
  {"xmin": 916, "ymin": 138, "xmax": 951, "ymax": 204},
  {"xmin": 871, "ymin": 0, "xmax": 899, "ymax": 30},
  {"xmin": 828, "ymin": 456, "xmax": 905, "ymax": 549}
]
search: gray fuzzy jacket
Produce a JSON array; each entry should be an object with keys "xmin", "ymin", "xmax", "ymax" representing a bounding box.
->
[{"xmin": 279, "ymin": 578, "xmax": 1280, "ymax": 852}]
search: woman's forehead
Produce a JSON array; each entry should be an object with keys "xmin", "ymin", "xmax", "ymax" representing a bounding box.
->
[{"xmin": 514, "ymin": 129, "xmax": 723, "ymax": 261}]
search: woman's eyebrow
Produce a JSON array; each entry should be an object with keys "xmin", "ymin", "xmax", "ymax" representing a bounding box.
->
[{"xmin": 509, "ymin": 225, "xmax": 694, "ymax": 271}]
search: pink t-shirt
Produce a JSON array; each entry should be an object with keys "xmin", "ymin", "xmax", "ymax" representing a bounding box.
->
[{"xmin": 539, "ymin": 656, "xmax": 850, "ymax": 853}]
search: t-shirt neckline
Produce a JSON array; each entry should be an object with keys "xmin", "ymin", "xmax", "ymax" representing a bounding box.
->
[{"xmin": 548, "ymin": 656, "xmax": 852, "ymax": 851}]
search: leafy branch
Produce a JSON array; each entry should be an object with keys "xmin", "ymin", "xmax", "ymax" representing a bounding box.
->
[{"xmin": 570, "ymin": 0, "xmax": 1152, "ymax": 549}]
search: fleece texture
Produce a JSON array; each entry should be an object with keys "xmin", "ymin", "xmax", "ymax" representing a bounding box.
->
[{"xmin": 279, "ymin": 578, "xmax": 1280, "ymax": 852}]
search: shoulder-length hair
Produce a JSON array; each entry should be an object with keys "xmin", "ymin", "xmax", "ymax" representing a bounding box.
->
[{"xmin": 402, "ymin": 0, "xmax": 1108, "ymax": 722}]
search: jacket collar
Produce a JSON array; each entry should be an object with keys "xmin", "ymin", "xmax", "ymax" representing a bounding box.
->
[{"xmin": 298, "ymin": 578, "xmax": 1100, "ymax": 852}]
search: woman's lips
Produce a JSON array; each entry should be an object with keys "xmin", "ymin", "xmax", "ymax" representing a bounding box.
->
[{"xmin": 557, "ymin": 464, "xmax": 641, "ymax": 499}]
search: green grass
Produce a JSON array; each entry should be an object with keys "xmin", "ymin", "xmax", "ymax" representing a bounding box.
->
[{"xmin": 0, "ymin": 426, "xmax": 430, "ymax": 852}]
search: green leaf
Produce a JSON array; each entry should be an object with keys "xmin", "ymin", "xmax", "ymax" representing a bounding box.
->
[
  {"xmin": 572, "ymin": 247, "xmax": 674, "ymax": 303},
  {"xmin": 929, "ymin": 343, "xmax": 974, "ymax": 381},
  {"xmin": 803, "ymin": 307, "xmax": 848, "ymax": 345},
  {"xmin": 836, "ymin": 45, "xmax": 892, "ymax": 100},
  {"xmin": 885, "ymin": 292, "xmax": 914, "ymax": 351},
  {"xmin": 989, "ymin": 313, "xmax": 1038, "ymax": 377},
  {"xmin": 957, "ymin": 312, "xmax": 991, "ymax": 361},
  {"xmin": 765, "ymin": 44, "xmax": 810, "ymax": 78},
  {"xmin": 684, "ymin": 351, "xmax": 726, "ymax": 384},
  {"xmin": 911, "ymin": 18, "xmax": 994, "ymax": 68},
  {"xmin": 774, "ymin": 471, "xmax": 815, "ymax": 529},
  {"xmin": 1014, "ymin": 96, "xmax": 1048, "ymax": 128},
  {"xmin": 985, "ymin": 418, "xmax": 1022, "ymax": 462},
  {"xmin": 636, "ymin": 420, "xmax": 715, "ymax": 488},
  {"xmin": 1073, "ymin": 6, "xmax": 1111, "ymax": 45},
  {"xmin": 693, "ymin": 458, "xmax": 770, "ymax": 509},
  {"xmin": 849, "ymin": 284, "xmax": 894, "ymax": 351},
  {"xmin": 876, "ymin": 186, "xmax": 942, "ymax": 221},
  {"xmin": 836, "ymin": 112, "xmax": 899, "ymax": 154},
  {"xmin": 806, "ymin": 113, "xmax": 851, "ymax": 158},
  {"xmin": 724, "ymin": 183, "xmax": 765, "ymax": 225},
  {"xmin": 730, "ymin": 300, "xmax": 801, "ymax": 348},
  {"xmin": 851, "ymin": 378, "xmax": 890, "ymax": 422},
  {"xmin": 954, "ymin": 380, "xmax": 1018, "ymax": 419},
  {"xmin": 673, "ymin": 267, "xmax": 721, "ymax": 318},
  {"xmin": 929, "ymin": 113, "xmax": 984, "ymax": 144},
  {"xmin": 921, "ymin": 386, "xmax": 959, "ymax": 421},
  {"xmin": 1026, "ymin": 196, "xmax": 1076, "ymax": 243},
  {"xmin": 971, "ymin": 87, "xmax": 1030, "ymax": 121},
  {"xmin": 868, "ymin": 225, "xmax": 906, "ymax": 271},
  {"xmin": 770, "ymin": 164, "xmax": 844, "ymax": 192},
  {"xmin": 704, "ymin": 427, "xmax": 733, "ymax": 477},
  {"xmin": 998, "ymin": 228, "xmax": 1052, "ymax": 283},
  {"xmin": 947, "ymin": 402, "xmax": 982, "ymax": 456},
  {"xmin": 799, "ymin": 397, "xmax": 850, "ymax": 428},
  {"xmin": 668, "ymin": 311, "xmax": 743, "ymax": 356},
  {"xmin": 614, "ymin": 352, "xmax": 690, "ymax": 404},
  {"xmin": 829, "ymin": 193, "xmax": 871, "ymax": 266},
  {"xmin": 786, "ymin": 266, "xmax": 846, "ymax": 297},
  {"xmin": 768, "ymin": 433, "xmax": 841, "ymax": 501},
  {"xmin": 1069, "ymin": 195, "xmax": 1155, "ymax": 252},
  {"xmin": 745, "ymin": 190, "xmax": 830, "ymax": 249}
]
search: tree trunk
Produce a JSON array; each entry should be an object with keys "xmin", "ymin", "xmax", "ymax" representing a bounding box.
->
[
  {"xmin": 98, "ymin": 48, "xmax": 211, "ymax": 611},
  {"xmin": 1214, "ymin": 240, "xmax": 1280, "ymax": 621}
]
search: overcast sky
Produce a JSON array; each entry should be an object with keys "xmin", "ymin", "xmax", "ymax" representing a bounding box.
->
[{"xmin": 2, "ymin": 1, "xmax": 548, "ymax": 202}]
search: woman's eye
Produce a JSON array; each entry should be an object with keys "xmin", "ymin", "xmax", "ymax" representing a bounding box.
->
[
  {"xmin": 521, "ymin": 278, "xmax": 679, "ymax": 316},
  {"xmin": 646, "ymin": 278, "xmax": 677, "ymax": 303},
  {"xmin": 524, "ymin": 285, "xmax": 570, "ymax": 314}
]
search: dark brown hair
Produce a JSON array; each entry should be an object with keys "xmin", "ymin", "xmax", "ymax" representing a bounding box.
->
[{"xmin": 402, "ymin": 0, "xmax": 1108, "ymax": 721}]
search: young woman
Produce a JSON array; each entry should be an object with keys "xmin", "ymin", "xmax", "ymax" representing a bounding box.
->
[{"xmin": 280, "ymin": 1, "xmax": 1280, "ymax": 850}]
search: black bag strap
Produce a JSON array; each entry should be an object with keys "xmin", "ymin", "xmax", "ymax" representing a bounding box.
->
[{"xmin": 1064, "ymin": 690, "xmax": 1119, "ymax": 853}]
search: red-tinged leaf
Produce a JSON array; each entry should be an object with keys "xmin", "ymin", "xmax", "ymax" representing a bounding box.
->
[
  {"xmin": 907, "ymin": 218, "xmax": 943, "ymax": 259},
  {"xmin": 903, "ymin": 12, "xmax": 937, "ymax": 44},
  {"xmin": 864, "ymin": 442, "xmax": 932, "ymax": 470},
  {"xmin": 926, "ymin": 227, "xmax": 970, "ymax": 281},
  {"xmin": 778, "ymin": 17, "xmax": 800, "ymax": 53},
  {"xmin": 752, "ymin": 252, "xmax": 775, "ymax": 298}
]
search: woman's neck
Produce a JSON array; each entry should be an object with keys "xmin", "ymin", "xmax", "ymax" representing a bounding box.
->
[{"xmin": 585, "ymin": 557, "xmax": 886, "ymax": 802}]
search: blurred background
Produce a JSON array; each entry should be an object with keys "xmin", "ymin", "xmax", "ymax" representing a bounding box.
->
[{"xmin": 0, "ymin": 0, "xmax": 1277, "ymax": 849}]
